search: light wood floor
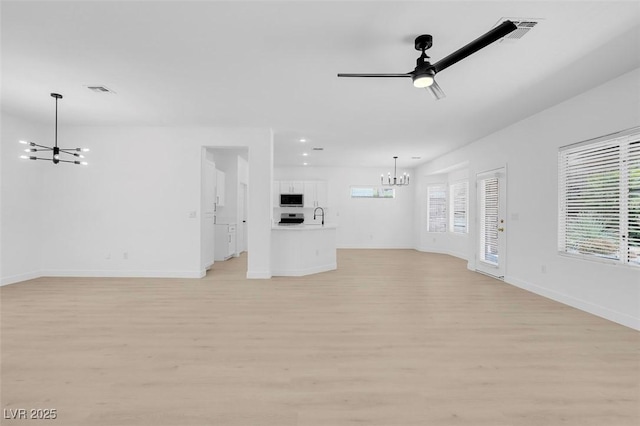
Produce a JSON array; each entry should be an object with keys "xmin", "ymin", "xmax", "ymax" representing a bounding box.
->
[{"xmin": 1, "ymin": 250, "xmax": 639, "ymax": 425}]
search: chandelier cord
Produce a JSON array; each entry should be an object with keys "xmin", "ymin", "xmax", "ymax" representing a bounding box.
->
[
  {"xmin": 54, "ymin": 95, "xmax": 58, "ymax": 149},
  {"xmin": 394, "ymin": 157, "xmax": 397, "ymax": 181}
]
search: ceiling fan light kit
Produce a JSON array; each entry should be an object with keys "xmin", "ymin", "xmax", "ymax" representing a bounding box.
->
[
  {"xmin": 412, "ymin": 70, "xmax": 435, "ymax": 88},
  {"xmin": 338, "ymin": 20, "xmax": 518, "ymax": 100},
  {"xmin": 19, "ymin": 93, "xmax": 89, "ymax": 166}
]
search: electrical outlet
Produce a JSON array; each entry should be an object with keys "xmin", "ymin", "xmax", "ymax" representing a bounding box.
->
[
  {"xmin": 106, "ymin": 253, "xmax": 111, "ymax": 260},
  {"xmin": 541, "ymin": 265, "xmax": 547, "ymax": 273},
  {"xmin": 123, "ymin": 252, "xmax": 128, "ymax": 260}
]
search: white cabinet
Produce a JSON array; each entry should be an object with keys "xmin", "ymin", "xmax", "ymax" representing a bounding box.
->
[
  {"xmin": 215, "ymin": 224, "xmax": 236, "ymax": 261},
  {"xmin": 303, "ymin": 181, "xmax": 327, "ymax": 208},
  {"xmin": 216, "ymin": 169, "xmax": 226, "ymax": 207},
  {"xmin": 315, "ymin": 181, "xmax": 327, "ymax": 207},
  {"xmin": 279, "ymin": 180, "xmax": 304, "ymax": 194},
  {"xmin": 275, "ymin": 180, "xmax": 328, "ymax": 208}
]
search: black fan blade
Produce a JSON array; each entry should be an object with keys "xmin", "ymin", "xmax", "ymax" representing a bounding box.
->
[
  {"xmin": 337, "ymin": 73, "xmax": 411, "ymax": 78},
  {"xmin": 425, "ymin": 80, "xmax": 446, "ymax": 100},
  {"xmin": 432, "ymin": 20, "xmax": 517, "ymax": 74}
]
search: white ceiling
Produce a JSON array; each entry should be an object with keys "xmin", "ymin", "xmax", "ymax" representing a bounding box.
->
[{"xmin": 2, "ymin": 1, "xmax": 639, "ymax": 168}]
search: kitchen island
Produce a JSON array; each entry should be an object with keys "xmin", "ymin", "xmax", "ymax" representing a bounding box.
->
[{"xmin": 271, "ymin": 224, "xmax": 337, "ymax": 276}]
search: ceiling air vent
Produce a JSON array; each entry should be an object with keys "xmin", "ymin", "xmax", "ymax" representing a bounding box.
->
[
  {"xmin": 495, "ymin": 18, "xmax": 542, "ymax": 42},
  {"xmin": 85, "ymin": 85, "xmax": 116, "ymax": 94},
  {"xmin": 312, "ymin": 147, "xmax": 324, "ymax": 151}
]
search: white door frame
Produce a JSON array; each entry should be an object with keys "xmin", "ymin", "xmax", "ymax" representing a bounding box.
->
[
  {"xmin": 201, "ymin": 151, "xmax": 217, "ymax": 270},
  {"xmin": 238, "ymin": 182, "xmax": 248, "ymax": 254},
  {"xmin": 476, "ymin": 166, "xmax": 507, "ymax": 279}
]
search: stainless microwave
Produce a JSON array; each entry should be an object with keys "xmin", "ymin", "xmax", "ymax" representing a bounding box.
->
[{"xmin": 280, "ymin": 193, "xmax": 303, "ymax": 207}]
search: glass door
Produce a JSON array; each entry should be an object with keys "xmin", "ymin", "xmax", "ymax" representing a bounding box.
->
[{"xmin": 476, "ymin": 168, "xmax": 506, "ymax": 278}]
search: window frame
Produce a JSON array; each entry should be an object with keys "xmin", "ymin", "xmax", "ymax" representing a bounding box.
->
[
  {"xmin": 350, "ymin": 186, "xmax": 395, "ymax": 199},
  {"xmin": 449, "ymin": 180, "xmax": 469, "ymax": 234},
  {"xmin": 558, "ymin": 126, "xmax": 640, "ymax": 268},
  {"xmin": 427, "ymin": 183, "xmax": 448, "ymax": 233}
]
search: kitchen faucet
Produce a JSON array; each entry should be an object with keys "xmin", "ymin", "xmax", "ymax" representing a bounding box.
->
[{"xmin": 313, "ymin": 206, "xmax": 325, "ymax": 226}]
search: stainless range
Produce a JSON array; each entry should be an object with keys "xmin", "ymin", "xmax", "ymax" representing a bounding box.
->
[{"xmin": 278, "ymin": 213, "xmax": 304, "ymax": 225}]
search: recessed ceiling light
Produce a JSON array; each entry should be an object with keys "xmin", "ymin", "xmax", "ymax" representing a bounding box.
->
[
  {"xmin": 303, "ymin": 162, "xmax": 308, "ymax": 166},
  {"xmin": 299, "ymin": 138, "xmax": 307, "ymax": 143},
  {"xmin": 302, "ymin": 153, "xmax": 308, "ymax": 156}
]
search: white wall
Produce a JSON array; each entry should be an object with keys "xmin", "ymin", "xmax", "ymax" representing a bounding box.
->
[
  {"xmin": 1, "ymin": 114, "xmax": 48, "ymax": 284},
  {"xmin": 274, "ymin": 166, "xmax": 414, "ymax": 248},
  {"xmin": 1, "ymin": 124, "xmax": 273, "ymax": 282},
  {"xmin": 414, "ymin": 68, "xmax": 640, "ymax": 329}
]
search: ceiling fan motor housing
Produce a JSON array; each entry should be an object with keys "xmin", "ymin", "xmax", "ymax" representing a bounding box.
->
[{"xmin": 414, "ymin": 34, "xmax": 433, "ymax": 51}]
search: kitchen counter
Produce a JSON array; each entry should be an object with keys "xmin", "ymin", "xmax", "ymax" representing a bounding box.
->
[
  {"xmin": 271, "ymin": 224, "xmax": 337, "ymax": 276},
  {"xmin": 272, "ymin": 224, "xmax": 337, "ymax": 231}
]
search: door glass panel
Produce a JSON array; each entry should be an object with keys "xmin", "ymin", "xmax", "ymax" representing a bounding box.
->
[{"xmin": 480, "ymin": 177, "xmax": 499, "ymax": 266}]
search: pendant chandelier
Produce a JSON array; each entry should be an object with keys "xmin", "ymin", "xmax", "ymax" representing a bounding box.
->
[
  {"xmin": 381, "ymin": 156, "xmax": 409, "ymax": 186},
  {"xmin": 20, "ymin": 93, "xmax": 89, "ymax": 165}
]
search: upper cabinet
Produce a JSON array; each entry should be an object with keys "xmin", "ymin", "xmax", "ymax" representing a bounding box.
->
[
  {"xmin": 216, "ymin": 169, "xmax": 226, "ymax": 207},
  {"xmin": 303, "ymin": 181, "xmax": 327, "ymax": 208},
  {"xmin": 279, "ymin": 180, "xmax": 304, "ymax": 194},
  {"xmin": 274, "ymin": 180, "xmax": 328, "ymax": 208}
]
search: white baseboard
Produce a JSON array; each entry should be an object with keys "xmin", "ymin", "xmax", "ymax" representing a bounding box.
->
[
  {"xmin": 272, "ymin": 262, "xmax": 337, "ymax": 277},
  {"xmin": 1, "ymin": 271, "xmax": 42, "ymax": 286},
  {"xmin": 39, "ymin": 269, "xmax": 205, "ymax": 279},
  {"xmin": 246, "ymin": 270, "xmax": 272, "ymax": 279},
  {"xmin": 337, "ymin": 245, "xmax": 414, "ymax": 249},
  {"xmin": 415, "ymin": 246, "xmax": 468, "ymax": 261},
  {"xmin": 505, "ymin": 275, "xmax": 640, "ymax": 331}
]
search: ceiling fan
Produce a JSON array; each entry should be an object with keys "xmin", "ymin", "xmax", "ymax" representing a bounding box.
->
[{"xmin": 337, "ymin": 20, "xmax": 517, "ymax": 100}]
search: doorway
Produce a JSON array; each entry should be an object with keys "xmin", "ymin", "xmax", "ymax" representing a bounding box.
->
[
  {"xmin": 200, "ymin": 147, "xmax": 249, "ymax": 275},
  {"xmin": 476, "ymin": 167, "xmax": 507, "ymax": 278}
]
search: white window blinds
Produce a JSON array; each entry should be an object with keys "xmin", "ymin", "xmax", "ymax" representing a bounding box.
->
[
  {"xmin": 450, "ymin": 181, "xmax": 469, "ymax": 234},
  {"xmin": 427, "ymin": 184, "xmax": 447, "ymax": 232},
  {"xmin": 479, "ymin": 177, "xmax": 499, "ymax": 265},
  {"xmin": 558, "ymin": 127, "xmax": 640, "ymax": 266},
  {"xmin": 627, "ymin": 138, "xmax": 640, "ymax": 264}
]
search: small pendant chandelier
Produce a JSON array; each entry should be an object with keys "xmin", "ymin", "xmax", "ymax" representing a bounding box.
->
[
  {"xmin": 381, "ymin": 156, "xmax": 409, "ymax": 186},
  {"xmin": 19, "ymin": 93, "xmax": 89, "ymax": 165}
]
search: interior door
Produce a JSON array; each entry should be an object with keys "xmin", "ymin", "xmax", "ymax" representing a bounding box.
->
[{"xmin": 476, "ymin": 167, "xmax": 507, "ymax": 278}]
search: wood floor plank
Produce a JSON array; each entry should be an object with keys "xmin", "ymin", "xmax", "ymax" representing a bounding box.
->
[{"xmin": 1, "ymin": 250, "xmax": 638, "ymax": 425}]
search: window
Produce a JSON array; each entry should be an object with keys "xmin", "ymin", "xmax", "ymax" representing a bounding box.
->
[
  {"xmin": 427, "ymin": 184, "xmax": 447, "ymax": 232},
  {"xmin": 350, "ymin": 186, "xmax": 395, "ymax": 198},
  {"xmin": 558, "ymin": 127, "xmax": 640, "ymax": 266},
  {"xmin": 450, "ymin": 181, "xmax": 469, "ymax": 234}
]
